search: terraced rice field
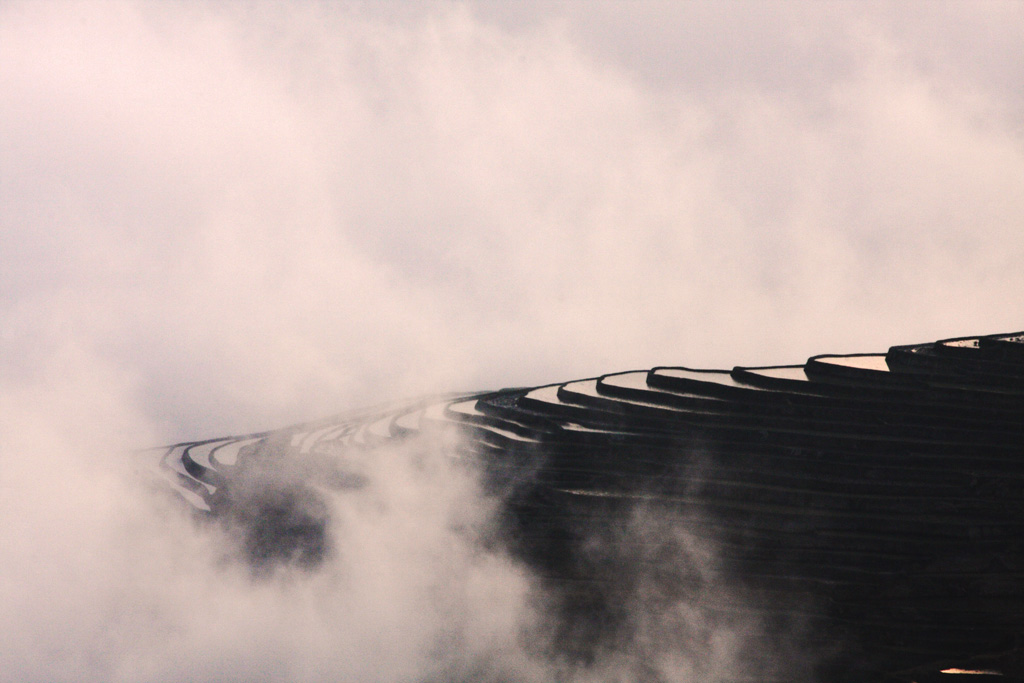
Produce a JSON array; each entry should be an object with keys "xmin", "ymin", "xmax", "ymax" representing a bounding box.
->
[{"xmin": 147, "ymin": 332, "xmax": 1024, "ymax": 683}]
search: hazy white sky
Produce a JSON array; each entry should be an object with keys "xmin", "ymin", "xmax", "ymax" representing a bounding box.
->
[{"xmin": 2, "ymin": 0, "xmax": 1022, "ymax": 439}]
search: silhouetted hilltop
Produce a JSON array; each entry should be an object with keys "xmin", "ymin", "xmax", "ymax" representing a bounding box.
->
[{"xmin": 147, "ymin": 331, "xmax": 1024, "ymax": 683}]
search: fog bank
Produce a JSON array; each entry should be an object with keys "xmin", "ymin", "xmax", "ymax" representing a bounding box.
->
[{"xmin": 1, "ymin": 2, "xmax": 1021, "ymax": 680}]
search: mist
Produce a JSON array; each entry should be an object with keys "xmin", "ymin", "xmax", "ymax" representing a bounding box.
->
[{"xmin": 1, "ymin": 1, "xmax": 1022, "ymax": 681}]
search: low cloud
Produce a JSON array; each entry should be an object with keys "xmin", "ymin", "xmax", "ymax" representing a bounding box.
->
[
  {"xmin": 2, "ymin": 1, "xmax": 1021, "ymax": 438},
  {"xmin": 1, "ymin": 1, "xmax": 1021, "ymax": 680},
  {"xmin": 0, "ymin": 367, "xmax": 540, "ymax": 681},
  {"xmin": 0, "ymin": 362, "xmax": 801, "ymax": 681}
]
